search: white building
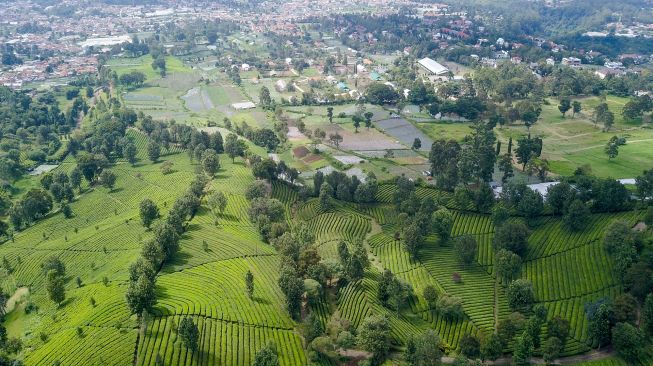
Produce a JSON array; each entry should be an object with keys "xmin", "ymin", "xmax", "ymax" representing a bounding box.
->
[
  {"xmin": 231, "ymin": 101, "xmax": 256, "ymax": 110},
  {"xmin": 417, "ymin": 57, "xmax": 450, "ymax": 76}
]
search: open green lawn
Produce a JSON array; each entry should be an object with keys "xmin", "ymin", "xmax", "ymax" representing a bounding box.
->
[
  {"xmin": 417, "ymin": 121, "xmax": 475, "ymax": 142},
  {"xmin": 496, "ymin": 95, "xmax": 653, "ymax": 178}
]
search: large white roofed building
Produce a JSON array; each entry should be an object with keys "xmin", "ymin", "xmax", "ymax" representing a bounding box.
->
[{"xmin": 417, "ymin": 57, "xmax": 449, "ymax": 76}]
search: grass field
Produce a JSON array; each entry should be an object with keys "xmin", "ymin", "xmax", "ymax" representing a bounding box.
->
[{"xmin": 496, "ymin": 95, "xmax": 653, "ymax": 178}]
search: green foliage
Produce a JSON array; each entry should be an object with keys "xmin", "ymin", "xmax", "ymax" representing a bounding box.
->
[
  {"xmin": 125, "ymin": 274, "xmax": 155, "ymax": 315},
  {"xmin": 494, "ymin": 221, "xmax": 530, "ymax": 256},
  {"xmin": 178, "ymin": 317, "xmax": 199, "ymax": 351},
  {"xmin": 612, "ymin": 322, "xmax": 644, "ymax": 362},
  {"xmin": 404, "ymin": 329, "xmax": 443, "ymax": 366},
  {"xmin": 253, "ymin": 343, "xmax": 279, "ymax": 366},
  {"xmin": 643, "ymin": 293, "xmax": 653, "ymax": 335},
  {"xmin": 542, "ymin": 336, "xmax": 563, "ymax": 364},
  {"xmin": 506, "ymin": 279, "xmax": 534, "ymax": 310},
  {"xmin": 147, "ymin": 141, "xmax": 161, "ymax": 163},
  {"xmin": 46, "ymin": 270, "xmax": 65, "ymax": 306},
  {"xmin": 480, "ymin": 333, "xmax": 503, "ymax": 361},
  {"xmin": 513, "ymin": 332, "xmax": 534, "ymax": 366},
  {"xmin": 495, "ymin": 249, "xmax": 522, "ymax": 281},
  {"xmin": 586, "ymin": 301, "xmax": 614, "ymax": 348},
  {"xmin": 563, "ymin": 199, "xmax": 591, "ymax": 231},
  {"xmin": 139, "ymin": 198, "xmax": 159, "ymax": 229},
  {"xmin": 365, "ymin": 83, "xmax": 399, "ymax": 105},
  {"xmin": 356, "ymin": 315, "xmax": 391, "ymax": 364},
  {"xmin": 459, "ymin": 333, "xmax": 480, "ymax": 359},
  {"xmin": 432, "ymin": 207, "xmax": 453, "ymax": 242}
]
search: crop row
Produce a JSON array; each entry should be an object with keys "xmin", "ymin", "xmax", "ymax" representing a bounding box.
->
[
  {"xmin": 307, "ymin": 212, "xmax": 370, "ymax": 248},
  {"xmin": 337, "ymin": 269, "xmax": 429, "ymax": 345},
  {"xmin": 137, "ymin": 315, "xmax": 306, "ymax": 366},
  {"xmin": 26, "ymin": 326, "xmax": 136, "ymax": 366},
  {"xmin": 523, "ymin": 242, "xmax": 617, "ymax": 302},
  {"xmin": 526, "ymin": 211, "xmax": 641, "ymax": 260},
  {"xmin": 451, "ymin": 212, "xmax": 493, "ymax": 236},
  {"xmin": 419, "ymin": 244, "xmax": 509, "ymax": 332},
  {"xmin": 542, "ymin": 286, "xmax": 621, "ymax": 346},
  {"xmin": 153, "ymin": 256, "xmax": 294, "ymax": 329}
]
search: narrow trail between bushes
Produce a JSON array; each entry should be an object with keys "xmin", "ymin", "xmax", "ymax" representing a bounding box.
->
[{"xmin": 365, "ymin": 219, "xmax": 384, "ymax": 272}]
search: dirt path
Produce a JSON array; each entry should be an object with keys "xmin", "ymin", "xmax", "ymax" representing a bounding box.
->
[
  {"xmin": 5, "ymin": 287, "xmax": 29, "ymax": 314},
  {"xmin": 566, "ymin": 138, "xmax": 653, "ymax": 153},
  {"xmin": 364, "ymin": 220, "xmax": 384, "ymax": 272},
  {"xmin": 440, "ymin": 348, "xmax": 614, "ymax": 365},
  {"xmin": 493, "ymin": 277, "xmax": 499, "ymax": 331}
]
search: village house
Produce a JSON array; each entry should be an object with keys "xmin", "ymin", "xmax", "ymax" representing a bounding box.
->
[{"xmin": 562, "ymin": 57, "xmax": 581, "ymax": 67}]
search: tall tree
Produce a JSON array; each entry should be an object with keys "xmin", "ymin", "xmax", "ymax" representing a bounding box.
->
[
  {"xmin": 558, "ymin": 98, "xmax": 571, "ymax": 117},
  {"xmin": 178, "ymin": 317, "xmax": 199, "ymax": 351},
  {"xmin": 139, "ymin": 198, "xmax": 159, "ymax": 229},
  {"xmin": 259, "ymin": 86, "xmax": 272, "ymax": 109},
  {"xmin": 46, "ymin": 270, "xmax": 65, "ymax": 306},
  {"xmin": 326, "ymin": 107, "xmax": 333, "ymax": 124},
  {"xmin": 572, "ymin": 101, "xmax": 582, "ymax": 118},
  {"xmin": 245, "ymin": 270, "xmax": 254, "ymax": 299},
  {"xmin": 454, "ymin": 234, "xmax": 477, "ymax": 265},
  {"xmin": 125, "ymin": 274, "xmax": 155, "ymax": 315},
  {"xmin": 357, "ymin": 315, "xmax": 391, "ymax": 364},
  {"xmin": 254, "ymin": 343, "xmax": 279, "ymax": 366},
  {"xmin": 147, "ymin": 141, "xmax": 161, "ymax": 163},
  {"xmin": 201, "ymin": 149, "xmax": 220, "ymax": 176}
]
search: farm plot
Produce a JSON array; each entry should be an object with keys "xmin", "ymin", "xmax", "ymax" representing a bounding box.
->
[
  {"xmin": 419, "ymin": 242, "xmax": 509, "ymax": 332},
  {"xmin": 181, "ymin": 87, "xmax": 215, "ymax": 113},
  {"xmin": 337, "ymin": 270, "xmax": 431, "ymax": 346},
  {"xmin": 136, "ymin": 315, "xmax": 305, "ymax": 366},
  {"xmin": 25, "ymin": 326, "xmax": 137, "ymax": 366},
  {"xmin": 320, "ymin": 124, "xmax": 405, "ymax": 151},
  {"xmin": 305, "ymin": 212, "xmax": 371, "ymax": 261},
  {"xmin": 375, "ymin": 118, "xmax": 434, "ymax": 151},
  {"xmin": 153, "ymin": 256, "xmax": 294, "ymax": 329},
  {"xmin": 0, "ymin": 135, "xmax": 197, "ymax": 364},
  {"xmin": 526, "ymin": 211, "xmax": 641, "ymax": 259}
]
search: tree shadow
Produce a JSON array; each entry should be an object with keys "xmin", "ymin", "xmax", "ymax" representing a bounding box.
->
[
  {"xmin": 253, "ymin": 296, "xmax": 271, "ymax": 305},
  {"xmin": 165, "ymin": 251, "xmax": 192, "ymax": 268}
]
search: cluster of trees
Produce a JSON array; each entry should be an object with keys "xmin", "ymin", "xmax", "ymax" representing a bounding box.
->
[
  {"xmin": 118, "ymin": 71, "xmax": 146, "ymax": 88},
  {"xmin": 377, "ymin": 269, "xmax": 412, "ymax": 313},
  {"xmin": 365, "ymin": 83, "xmax": 400, "ymax": 105},
  {"xmin": 622, "ymin": 95, "xmax": 653, "ymax": 121},
  {"xmin": 392, "ymin": 176, "xmax": 456, "ymax": 260},
  {"xmin": 66, "ymin": 96, "xmax": 138, "ymax": 165},
  {"xmin": 604, "ymin": 135, "xmax": 627, "ymax": 160},
  {"xmin": 304, "ymin": 239, "xmax": 369, "ymax": 362},
  {"xmin": 498, "ymin": 171, "xmax": 632, "ymax": 230},
  {"xmin": 249, "ymin": 153, "xmax": 291, "ymax": 181},
  {"xmin": 0, "ymin": 88, "xmax": 80, "ymax": 180},
  {"xmin": 7, "ymin": 188, "xmax": 53, "ymax": 232},
  {"xmin": 43, "ymin": 256, "xmax": 67, "ymax": 307},
  {"xmin": 428, "ymin": 123, "xmax": 496, "ymax": 192},
  {"xmin": 585, "ymin": 295, "xmax": 649, "ymax": 362},
  {"xmin": 592, "ymin": 102, "xmax": 615, "ymax": 132},
  {"xmin": 126, "ymin": 174, "xmax": 208, "ymax": 317},
  {"xmin": 151, "ymin": 54, "xmax": 167, "ymax": 77},
  {"xmin": 312, "ymin": 170, "xmax": 378, "ymax": 208},
  {"xmin": 228, "ymin": 120, "xmax": 280, "ymax": 152},
  {"xmin": 247, "ymin": 193, "xmax": 286, "ymax": 243}
]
